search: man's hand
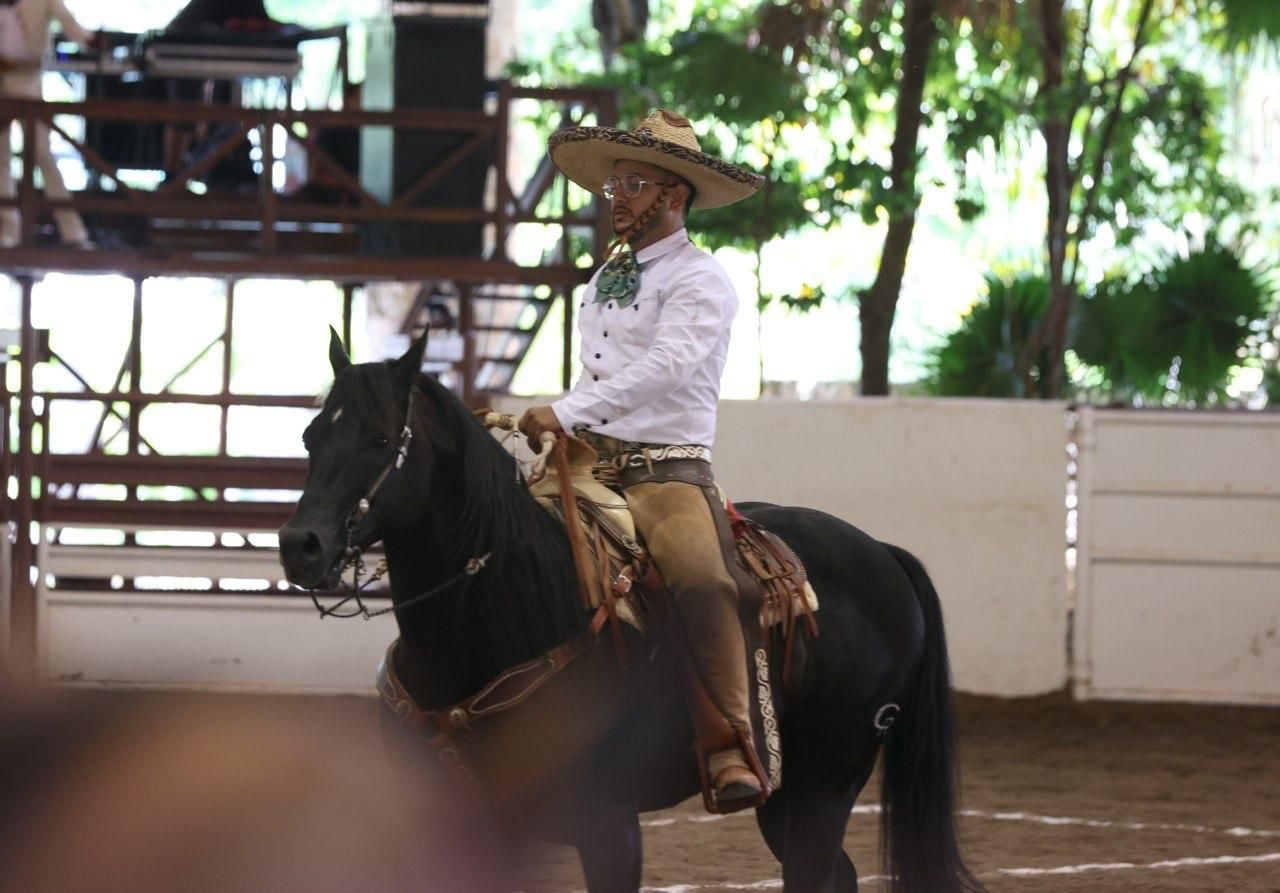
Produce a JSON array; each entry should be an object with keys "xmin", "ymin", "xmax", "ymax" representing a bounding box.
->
[{"xmin": 518, "ymin": 405, "xmax": 563, "ymax": 453}]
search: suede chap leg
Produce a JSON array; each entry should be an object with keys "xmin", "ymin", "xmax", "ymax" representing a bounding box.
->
[{"xmin": 623, "ymin": 480, "xmax": 752, "ymax": 743}]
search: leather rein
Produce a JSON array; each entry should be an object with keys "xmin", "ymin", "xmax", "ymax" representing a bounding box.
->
[
  {"xmin": 302, "ymin": 385, "xmax": 609, "ymax": 776},
  {"xmin": 306, "ymin": 381, "xmax": 491, "ymax": 620},
  {"xmin": 374, "ymin": 434, "xmax": 614, "ymax": 777}
]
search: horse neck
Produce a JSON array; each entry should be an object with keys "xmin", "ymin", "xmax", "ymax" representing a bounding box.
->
[
  {"xmin": 380, "ymin": 509, "xmax": 473, "ymax": 707},
  {"xmin": 382, "ymin": 434, "xmax": 584, "ymax": 710}
]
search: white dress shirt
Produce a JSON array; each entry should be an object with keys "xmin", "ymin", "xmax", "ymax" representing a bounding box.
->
[{"xmin": 551, "ymin": 227, "xmax": 738, "ymax": 447}]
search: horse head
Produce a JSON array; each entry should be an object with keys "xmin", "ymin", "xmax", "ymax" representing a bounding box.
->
[{"xmin": 278, "ymin": 328, "xmax": 434, "ymax": 589}]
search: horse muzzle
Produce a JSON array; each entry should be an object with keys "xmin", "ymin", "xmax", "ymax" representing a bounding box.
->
[{"xmin": 278, "ymin": 523, "xmax": 344, "ymax": 590}]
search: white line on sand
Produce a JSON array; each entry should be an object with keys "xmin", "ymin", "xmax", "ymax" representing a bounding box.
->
[
  {"xmin": 643, "ymin": 804, "xmax": 1280, "ymax": 840},
  {"xmin": 628, "ymin": 853, "xmax": 1280, "ymax": 891},
  {"xmin": 996, "ymin": 852, "xmax": 1280, "ymax": 877},
  {"xmin": 627, "ymin": 807, "xmax": 1280, "ymax": 891},
  {"xmin": 958, "ymin": 808, "xmax": 1280, "ymax": 839}
]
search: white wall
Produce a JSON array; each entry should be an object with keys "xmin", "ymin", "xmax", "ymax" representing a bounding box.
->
[
  {"xmin": 40, "ymin": 591, "xmax": 396, "ymax": 694},
  {"xmin": 30, "ymin": 400, "xmax": 1279, "ymax": 704},
  {"xmin": 35, "ymin": 535, "xmax": 397, "ymax": 694},
  {"xmin": 715, "ymin": 399, "xmax": 1070, "ymax": 696},
  {"xmin": 496, "ymin": 396, "xmax": 1072, "ymax": 697}
]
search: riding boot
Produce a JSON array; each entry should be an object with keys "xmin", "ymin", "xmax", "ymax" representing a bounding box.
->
[
  {"xmin": 623, "ymin": 478, "xmax": 765, "ymax": 809},
  {"xmin": 675, "ymin": 583, "xmax": 762, "ymax": 805}
]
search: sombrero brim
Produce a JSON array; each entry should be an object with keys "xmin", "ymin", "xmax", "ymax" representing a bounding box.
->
[{"xmin": 549, "ymin": 126, "xmax": 764, "ymax": 210}]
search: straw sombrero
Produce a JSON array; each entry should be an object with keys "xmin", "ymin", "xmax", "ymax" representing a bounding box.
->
[{"xmin": 548, "ymin": 109, "xmax": 764, "ymax": 210}]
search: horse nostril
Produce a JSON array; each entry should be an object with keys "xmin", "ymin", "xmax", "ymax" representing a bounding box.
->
[
  {"xmin": 302, "ymin": 531, "xmax": 322, "ymax": 557},
  {"xmin": 280, "ymin": 527, "xmax": 324, "ymax": 565},
  {"xmin": 279, "ymin": 526, "xmax": 331, "ymax": 587}
]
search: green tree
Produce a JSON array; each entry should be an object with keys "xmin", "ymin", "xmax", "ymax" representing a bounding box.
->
[
  {"xmin": 928, "ymin": 238, "xmax": 1272, "ymax": 404},
  {"xmin": 515, "ymin": 0, "xmax": 1279, "ymax": 399},
  {"xmin": 753, "ymin": 0, "xmax": 1055, "ymax": 395},
  {"xmin": 1012, "ymin": 0, "xmax": 1280, "ymax": 397},
  {"xmin": 759, "ymin": 0, "xmax": 1279, "ymax": 397}
]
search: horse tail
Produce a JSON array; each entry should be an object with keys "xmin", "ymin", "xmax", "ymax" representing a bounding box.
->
[{"xmin": 880, "ymin": 544, "xmax": 983, "ymax": 893}]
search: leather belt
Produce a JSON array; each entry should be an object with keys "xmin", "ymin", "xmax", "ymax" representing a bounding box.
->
[
  {"xmin": 610, "ymin": 444, "xmax": 712, "ymax": 470},
  {"xmin": 574, "ymin": 429, "xmax": 711, "ymax": 469}
]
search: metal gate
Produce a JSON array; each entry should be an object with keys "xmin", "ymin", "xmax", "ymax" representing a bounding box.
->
[{"xmin": 1073, "ymin": 407, "xmax": 1280, "ymax": 705}]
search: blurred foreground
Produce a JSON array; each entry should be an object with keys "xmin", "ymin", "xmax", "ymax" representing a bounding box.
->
[
  {"xmin": 0, "ymin": 686, "xmax": 514, "ymax": 892},
  {"xmin": 5, "ymin": 687, "xmax": 1278, "ymax": 892}
]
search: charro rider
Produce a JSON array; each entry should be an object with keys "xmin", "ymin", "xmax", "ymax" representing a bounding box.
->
[{"xmin": 518, "ymin": 109, "xmax": 767, "ymax": 812}]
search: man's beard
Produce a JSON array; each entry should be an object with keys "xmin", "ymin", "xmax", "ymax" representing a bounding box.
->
[{"xmin": 613, "ymin": 207, "xmax": 661, "ymax": 244}]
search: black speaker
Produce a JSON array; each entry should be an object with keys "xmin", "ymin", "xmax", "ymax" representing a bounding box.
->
[
  {"xmin": 84, "ymin": 76, "xmax": 166, "ymax": 171},
  {"xmin": 360, "ymin": 14, "xmax": 490, "ymax": 258},
  {"xmin": 83, "ymin": 75, "xmax": 251, "ymax": 189}
]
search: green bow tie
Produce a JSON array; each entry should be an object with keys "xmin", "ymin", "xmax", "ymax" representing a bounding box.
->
[{"xmin": 595, "ymin": 250, "xmax": 641, "ymax": 307}]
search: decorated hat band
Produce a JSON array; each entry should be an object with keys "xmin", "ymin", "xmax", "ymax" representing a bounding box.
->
[{"xmin": 548, "ymin": 109, "xmax": 764, "ymax": 211}]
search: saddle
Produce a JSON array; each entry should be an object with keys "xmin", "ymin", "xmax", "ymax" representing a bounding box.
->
[
  {"xmin": 529, "ymin": 433, "xmax": 819, "ymax": 810},
  {"xmin": 528, "ymin": 434, "xmax": 818, "ymax": 648}
]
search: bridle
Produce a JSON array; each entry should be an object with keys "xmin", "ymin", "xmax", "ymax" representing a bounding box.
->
[{"xmin": 305, "ymin": 377, "xmax": 491, "ymax": 620}]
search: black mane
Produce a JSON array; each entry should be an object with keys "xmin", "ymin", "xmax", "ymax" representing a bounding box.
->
[{"xmin": 337, "ymin": 362, "xmax": 586, "ymax": 679}]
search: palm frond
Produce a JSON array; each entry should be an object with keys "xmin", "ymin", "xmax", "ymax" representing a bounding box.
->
[{"xmin": 923, "ymin": 272, "xmax": 1058, "ymax": 397}]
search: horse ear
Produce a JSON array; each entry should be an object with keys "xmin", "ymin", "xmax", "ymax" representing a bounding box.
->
[
  {"xmin": 392, "ymin": 326, "xmax": 430, "ymax": 385},
  {"xmin": 328, "ymin": 326, "xmax": 351, "ymax": 376}
]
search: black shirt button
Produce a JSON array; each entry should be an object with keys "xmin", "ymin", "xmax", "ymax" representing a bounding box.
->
[
  {"xmin": 592, "ymin": 374, "xmax": 599, "ymax": 381},
  {"xmin": 603, "ymin": 331, "xmax": 609, "ymax": 337},
  {"xmin": 594, "ymin": 353, "xmax": 601, "ymax": 359},
  {"xmin": 601, "ymin": 418, "xmax": 608, "ymax": 424},
  {"xmin": 607, "ymin": 303, "xmax": 613, "ymax": 309}
]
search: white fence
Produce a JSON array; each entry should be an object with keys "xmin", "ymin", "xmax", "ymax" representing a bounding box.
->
[
  {"xmin": 1073, "ymin": 407, "xmax": 1280, "ymax": 705},
  {"xmin": 36, "ymin": 531, "xmax": 396, "ymax": 694},
  {"xmin": 21, "ymin": 399, "xmax": 1280, "ymax": 705}
]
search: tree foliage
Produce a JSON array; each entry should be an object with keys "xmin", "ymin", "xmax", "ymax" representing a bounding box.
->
[
  {"xmin": 934, "ymin": 238, "xmax": 1274, "ymax": 404},
  {"xmin": 510, "ymin": 0, "xmax": 1280, "ymax": 401},
  {"xmin": 923, "ymin": 272, "xmax": 1057, "ymax": 398},
  {"xmin": 1074, "ymin": 239, "xmax": 1272, "ymax": 403}
]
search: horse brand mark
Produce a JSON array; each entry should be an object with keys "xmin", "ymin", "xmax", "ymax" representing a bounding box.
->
[
  {"xmin": 754, "ymin": 648, "xmax": 782, "ymax": 789},
  {"xmin": 874, "ymin": 703, "xmax": 900, "ymax": 735}
]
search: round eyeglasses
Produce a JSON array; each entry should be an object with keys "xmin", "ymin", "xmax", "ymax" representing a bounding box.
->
[{"xmin": 601, "ymin": 175, "xmax": 668, "ymax": 201}]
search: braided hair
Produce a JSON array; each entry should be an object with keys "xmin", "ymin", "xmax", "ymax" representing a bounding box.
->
[{"xmin": 606, "ymin": 179, "xmax": 679, "ymax": 257}]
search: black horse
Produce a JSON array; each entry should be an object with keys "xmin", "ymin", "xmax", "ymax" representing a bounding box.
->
[{"xmin": 279, "ymin": 333, "xmax": 981, "ymax": 893}]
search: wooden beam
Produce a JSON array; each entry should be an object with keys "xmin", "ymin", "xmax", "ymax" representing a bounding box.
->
[
  {"xmin": 0, "ymin": 247, "xmax": 593, "ymax": 285},
  {"xmin": 44, "ymin": 454, "xmax": 308, "ymax": 490}
]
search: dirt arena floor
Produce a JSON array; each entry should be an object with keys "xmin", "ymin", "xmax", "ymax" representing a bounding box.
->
[
  {"xmin": 3, "ymin": 689, "xmax": 1277, "ymax": 891},
  {"xmin": 522, "ymin": 692, "xmax": 1280, "ymax": 892}
]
